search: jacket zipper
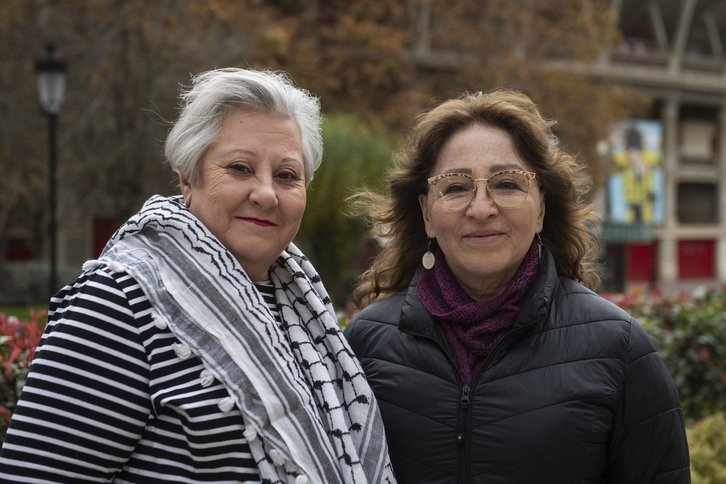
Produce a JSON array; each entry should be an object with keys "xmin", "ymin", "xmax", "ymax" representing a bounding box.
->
[
  {"xmin": 458, "ymin": 384, "xmax": 471, "ymax": 484},
  {"xmin": 406, "ymin": 318, "xmax": 544, "ymax": 483},
  {"xmin": 462, "ymin": 319, "xmax": 546, "ymax": 481},
  {"xmin": 430, "ymin": 324, "xmax": 472, "ymax": 484},
  {"xmin": 421, "ymin": 325, "xmax": 471, "ymax": 484}
]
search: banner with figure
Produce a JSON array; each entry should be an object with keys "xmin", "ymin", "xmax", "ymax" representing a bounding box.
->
[{"xmin": 608, "ymin": 119, "xmax": 663, "ymax": 225}]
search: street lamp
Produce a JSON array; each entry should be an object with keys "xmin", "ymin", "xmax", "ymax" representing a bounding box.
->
[{"xmin": 34, "ymin": 45, "xmax": 67, "ymax": 296}]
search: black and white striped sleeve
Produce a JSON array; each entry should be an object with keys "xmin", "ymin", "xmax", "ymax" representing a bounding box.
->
[{"xmin": 0, "ymin": 267, "xmax": 153, "ymax": 482}]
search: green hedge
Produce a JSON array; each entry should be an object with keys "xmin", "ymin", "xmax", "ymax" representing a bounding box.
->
[{"xmin": 687, "ymin": 412, "xmax": 726, "ymax": 484}]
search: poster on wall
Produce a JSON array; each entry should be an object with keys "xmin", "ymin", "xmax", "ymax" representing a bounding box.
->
[{"xmin": 608, "ymin": 119, "xmax": 664, "ymax": 225}]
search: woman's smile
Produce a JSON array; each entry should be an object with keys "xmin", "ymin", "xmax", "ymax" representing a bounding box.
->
[
  {"xmin": 463, "ymin": 229, "xmax": 504, "ymax": 241},
  {"xmin": 240, "ymin": 217, "xmax": 277, "ymax": 227}
]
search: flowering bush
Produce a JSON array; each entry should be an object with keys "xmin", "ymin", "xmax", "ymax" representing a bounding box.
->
[
  {"xmin": 603, "ymin": 286, "xmax": 726, "ymax": 423},
  {"xmin": 0, "ymin": 310, "xmax": 46, "ymax": 442}
]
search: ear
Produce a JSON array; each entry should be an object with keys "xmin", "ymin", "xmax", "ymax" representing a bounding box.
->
[
  {"xmin": 535, "ymin": 187, "xmax": 545, "ymax": 233},
  {"xmin": 179, "ymin": 173, "xmax": 192, "ymax": 207},
  {"xmin": 419, "ymin": 193, "xmax": 436, "ymax": 238}
]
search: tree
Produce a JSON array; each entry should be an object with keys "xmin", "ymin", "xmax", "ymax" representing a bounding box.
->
[
  {"xmin": 0, "ymin": 0, "xmax": 650, "ymax": 304},
  {"xmin": 0, "ymin": 0, "xmax": 282, "ymax": 264},
  {"xmin": 403, "ymin": 0, "xmax": 650, "ymax": 185},
  {"xmin": 296, "ymin": 114, "xmax": 400, "ymax": 307}
]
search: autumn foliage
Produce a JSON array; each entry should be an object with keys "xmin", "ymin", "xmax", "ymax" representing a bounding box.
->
[{"xmin": 1, "ymin": 0, "xmax": 648, "ymax": 304}]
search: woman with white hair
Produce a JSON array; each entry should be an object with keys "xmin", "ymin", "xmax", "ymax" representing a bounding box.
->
[{"xmin": 0, "ymin": 68, "xmax": 396, "ymax": 484}]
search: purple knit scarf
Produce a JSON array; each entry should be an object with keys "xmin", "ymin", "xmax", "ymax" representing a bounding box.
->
[{"xmin": 417, "ymin": 240, "xmax": 540, "ymax": 385}]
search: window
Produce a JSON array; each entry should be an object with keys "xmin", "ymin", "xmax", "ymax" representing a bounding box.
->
[{"xmin": 677, "ymin": 183, "xmax": 718, "ymax": 224}]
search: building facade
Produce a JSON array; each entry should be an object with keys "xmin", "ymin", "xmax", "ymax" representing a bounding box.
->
[
  {"xmin": 593, "ymin": 0, "xmax": 726, "ymax": 293},
  {"xmin": 7, "ymin": 0, "xmax": 726, "ymax": 300},
  {"xmin": 409, "ymin": 0, "xmax": 726, "ymax": 293}
]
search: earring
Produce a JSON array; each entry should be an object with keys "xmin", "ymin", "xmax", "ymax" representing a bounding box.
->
[
  {"xmin": 184, "ymin": 197, "xmax": 191, "ymax": 208},
  {"xmin": 422, "ymin": 238, "xmax": 435, "ymax": 270},
  {"xmin": 537, "ymin": 233, "xmax": 543, "ymax": 259}
]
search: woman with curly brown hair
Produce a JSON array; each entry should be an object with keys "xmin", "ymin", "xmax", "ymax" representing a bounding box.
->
[{"xmin": 345, "ymin": 89, "xmax": 689, "ymax": 483}]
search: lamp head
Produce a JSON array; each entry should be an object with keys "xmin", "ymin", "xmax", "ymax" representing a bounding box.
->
[{"xmin": 34, "ymin": 45, "xmax": 67, "ymax": 114}]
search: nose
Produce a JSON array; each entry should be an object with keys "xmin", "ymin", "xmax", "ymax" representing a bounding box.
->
[
  {"xmin": 249, "ymin": 174, "xmax": 279, "ymax": 209},
  {"xmin": 466, "ymin": 182, "xmax": 498, "ymax": 217}
]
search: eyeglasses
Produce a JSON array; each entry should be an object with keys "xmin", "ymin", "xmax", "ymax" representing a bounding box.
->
[{"xmin": 427, "ymin": 170, "xmax": 537, "ymax": 210}]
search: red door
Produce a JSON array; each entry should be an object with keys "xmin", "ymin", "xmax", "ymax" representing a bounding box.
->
[
  {"xmin": 678, "ymin": 240, "xmax": 714, "ymax": 279},
  {"xmin": 93, "ymin": 218, "xmax": 117, "ymax": 258},
  {"xmin": 626, "ymin": 243, "xmax": 657, "ymax": 282}
]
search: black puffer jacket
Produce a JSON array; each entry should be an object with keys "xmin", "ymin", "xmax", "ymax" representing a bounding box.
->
[{"xmin": 344, "ymin": 249, "xmax": 690, "ymax": 483}]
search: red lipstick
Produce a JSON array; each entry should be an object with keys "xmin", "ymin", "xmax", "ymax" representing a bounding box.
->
[{"xmin": 240, "ymin": 217, "xmax": 276, "ymax": 227}]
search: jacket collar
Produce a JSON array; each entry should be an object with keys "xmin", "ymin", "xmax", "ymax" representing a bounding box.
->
[
  {"xmin": 399, "ymin": 247, "xmax": 555, "ymax": 338},
  {"xmin": 399, "ymin": 266, "xmax": 431, "ymax": 337}
]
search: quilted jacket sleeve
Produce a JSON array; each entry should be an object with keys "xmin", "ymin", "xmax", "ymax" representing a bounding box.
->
[{"xmin": 607, "ymin": 319, "xmax": 690, "ymax": 483}]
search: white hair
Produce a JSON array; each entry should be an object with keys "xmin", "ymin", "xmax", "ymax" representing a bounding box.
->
[{"xmin": 165, "ymin": 68, "xmax": 323, "ymax": 186}]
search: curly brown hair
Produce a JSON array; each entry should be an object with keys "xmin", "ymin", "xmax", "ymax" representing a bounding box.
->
[{"xmin": 350, "ymin": 89, "xmax": 601, "ymax": 308}]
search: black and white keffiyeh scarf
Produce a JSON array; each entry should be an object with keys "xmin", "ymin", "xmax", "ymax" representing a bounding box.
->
[{"xmin": 92, "ymin": 195, "xmax": 396, "ymax": 484}]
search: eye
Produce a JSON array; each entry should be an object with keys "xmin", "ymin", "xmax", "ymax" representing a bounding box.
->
[
  {"xmin": 490, "ymin": 172, "xmax": 529, "ymax": 191},
  {"xmin": 229, "ymin": 163, "xmax": 252, "ymax": 175},
  {"xmin": 443, "ymin": 182, "xmax": 469, "ymax": 195},
  {"xmin": 276, "ymin": 169, "xmax": 302, "ymax": 185},
  {"xmin": 438, "ymin": 175, "xmax": 473, "ymax": 196},
  {"xmin": 491, "ymin": 179, "xmax": 520, "ymax": 190}
]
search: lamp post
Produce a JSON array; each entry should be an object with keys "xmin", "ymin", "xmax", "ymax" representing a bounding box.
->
[{"xmin": 34, "ymin": 45, "xmax": 67, "ymax": 296}]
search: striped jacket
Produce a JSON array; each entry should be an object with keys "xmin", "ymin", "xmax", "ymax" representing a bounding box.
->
[{"xmin": 0, "ymin": 265, "xmax": 265, "ymax": 483}]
